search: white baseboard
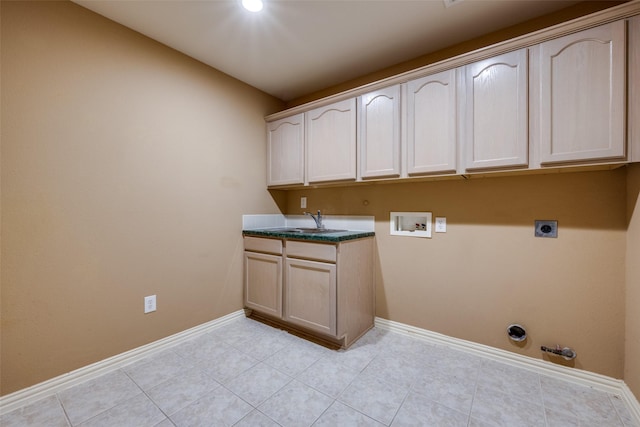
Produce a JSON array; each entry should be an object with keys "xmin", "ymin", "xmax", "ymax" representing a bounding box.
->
[
  {"xmin": 374, "ymin": 317, "xmax": 640, "ymax": 425},
  {"xmin": 0, "ymin": 309, "xmax": 246, "ymax": 415}
]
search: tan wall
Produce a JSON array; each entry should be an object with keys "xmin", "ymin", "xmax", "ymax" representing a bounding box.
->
[
  {"xmin": 0, "ymin": 1, "xmax": 283, "ymax": 395},
  {"xmin": 285, "ymin": 169, "xmax": 627, "ymax": 378},
  {"xmin": 626, "ymin": 164, "xmax": 640, "ymax": 397}
]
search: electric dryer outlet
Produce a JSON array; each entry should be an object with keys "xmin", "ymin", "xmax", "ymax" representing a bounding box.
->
[{"xmin": 535, "ymin": 220, "xmax": 558, "ymax": 238}]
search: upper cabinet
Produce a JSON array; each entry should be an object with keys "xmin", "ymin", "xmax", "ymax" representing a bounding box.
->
[
  {"xmin": 306, "ymin": 98, "xmax": 357, "ymax": 184},
  {"xmin": 628, "ymin": 15, "xmax": 639, "ymax": 163},
  {"xmin": 358, "ymin": 86, "xmax": 401, "ymax": 179},
  {"xmin": 405, "ymin": 69, "xmax": 458, "ymax": 175},
  {"xmin": 265, "ymin": 7, "xmax": 640, "ymax": 188},
  {"xmin": 534, "ymin": 21, "xmax": 626, "ymax": 164},
  {"xmin": 266, "ymin": 114, "xmax": 305, "ymax": 186},
  {"xmin": 463, "ymin": 49, "xmax": 529, "ymax": 171}
]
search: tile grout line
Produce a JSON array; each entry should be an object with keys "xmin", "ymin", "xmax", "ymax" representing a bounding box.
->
[
  {"xmin": 122, "ymin": 369, "xmax": 174, "ymax": 427},
  {"xmin": 466, "ymin": 365, "xmax": 481, "ymax": 427},
  {"xmin": 537, "ymin": 373, "xmax": 550, "ymax": 427},
  {"xmin": 55, "ymin": 394, "xmax": 73, "ymax": 427},
  {"xmin": 608, "ymin": 393, "xmax": 630, "ymax": 427},
  {"xmin": 387, "ymin": 388, "xmax": 411, "ymax": 427}
]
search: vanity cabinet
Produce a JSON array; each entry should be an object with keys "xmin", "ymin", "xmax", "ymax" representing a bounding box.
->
[
  {"xmin": 358, "ymin": 85, "xmax": 401, "ymax": 179},
  {"xmin": 534, "ymin": 21, "xmax": 626, "ymax": 165},
  {"xmin": 306, "ymin": 98, "xmax": 357, "ymax": 184},
  {"xmin": 463, "ymin": 49, "xmax": 529, "ymax": 170},
  {"xmin": 243, "ymin": 235, "xmax": 374, "ymax": 347},
  {"xmin": 405, "ymin": 69, "xmax": 458, "ymax": 175},
  {"xmin": 266, "ymin": 114, "xmax": 305, "ymax": 186}
]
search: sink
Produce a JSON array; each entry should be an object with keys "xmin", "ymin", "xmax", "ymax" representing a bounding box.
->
[
  {"xmin": 295, "ymin": 228, "xmax": 346, "ymax": 234},
  {"xmin": 268, "ymin": 227, "xmax": 347, "ymax": 234}
]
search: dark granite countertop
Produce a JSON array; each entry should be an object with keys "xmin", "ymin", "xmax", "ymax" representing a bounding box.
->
[{"xmin": 243, "ymin": 228, "xmax": 375, "ymax": 243}]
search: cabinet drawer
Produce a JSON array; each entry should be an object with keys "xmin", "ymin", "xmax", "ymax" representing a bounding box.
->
[
  {"xmin": 286, "ymin": 240, "xmax": 337, "ymax": 263},
  {"xmin": 244, "ymin": 237, "xmax": 283, "ymax": 255}
]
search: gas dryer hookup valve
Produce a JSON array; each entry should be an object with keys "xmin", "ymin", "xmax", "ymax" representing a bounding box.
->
[{"xmin": 541, "ymin": 345, "xmax": 576, "ymax": 360}]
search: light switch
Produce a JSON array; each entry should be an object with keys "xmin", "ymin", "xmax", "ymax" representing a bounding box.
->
[
  {"xmin": 300, "ymin": 197, "xmax": 307, "ymax": 209},
  {"xmin": 435, "ymin": 217, "xmax": 447, "ymax": 233},
  {"xmin": 144, "ymin": 295, "xmax": 156, "ymax": 314}
]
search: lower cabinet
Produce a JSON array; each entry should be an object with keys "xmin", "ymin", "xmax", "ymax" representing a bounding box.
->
[
  {"xmin": 243, "ymin": 251, "xmax": 282, "ymax": 319},
  {"xmin": 284, "ymin": 258, "xmax": 337, "ymax": 336},
  {"xmin": 243, "ymin": 237, "xmax": 283, "ymax": 319},
  {"xmin": 243, "ymin": 236, "xmax": 374, "ymax": 348}
]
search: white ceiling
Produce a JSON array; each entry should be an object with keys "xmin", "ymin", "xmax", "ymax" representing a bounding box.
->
[{"xmin": 73, "ymin": 0, "xmax": 584, "ymax": 101}]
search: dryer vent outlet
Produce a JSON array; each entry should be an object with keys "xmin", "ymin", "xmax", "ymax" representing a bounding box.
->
[{"xmin": 507, "ymin": 324, "xmax": 527, "ymax": 342}]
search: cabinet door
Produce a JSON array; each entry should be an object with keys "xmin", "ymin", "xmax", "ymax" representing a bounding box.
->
[
  {"xmin": 464, "ymin": 49, "xmax": 528, "ymax": 170},
  {"xmin": 267, "ymin": 114, "xmax": 304, "ymax": 186},
  {"xmin": 306, "ymin": 99, "xmax": 356, "ymax": 183},
  {"xmin": 244, "ymin": 252, "xmax": 283, "ymax": 318},
  {"xmin": 630, "ymin": 16, "xmax": 640, "ymax": 163},
  {"xmin": 537, "ymin": 21, "xmax": 625, "ymax": 164},
  {"xmin": 285, "ymin": 258, "xmax": 336, "ymax": 336},
  {"xmin": 405, "ymin": 69, "xmax": 457, "ymax": 175},
  {"xmin": 359, "ymin": 85, "xmax": 401, "ymax": 178}
]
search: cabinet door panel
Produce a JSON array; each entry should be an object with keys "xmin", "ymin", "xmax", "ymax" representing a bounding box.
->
[
  {"xmin": 359, "ymin": 86, "xmax": 401, "ymax": 178},
  {"xmin": 306, "ymin": 99, "xmax": 356, "ymax": 183},
  {"xmin": 244, "ymin": 252, "xmax": 282, "ymax": 318},
  {"xmin": 465, "ymin": 49, "xmax": 528, "ymax": 170},
  {"xmin": 406, "ymin": 70, "xmax": 457, "ymax": 174},
  {"xmin": 630, "ymin": 16, "xmax": 640, "ymax": 163},
  {"xmin": 285, "ymin": 258, "xmax": 336, "ymax": 336},
  {"xmin": 267, "ymin": 114, "xmax": 304, "ymax": 186},
  {"xmin": 538, "ymin": 21, "xmax": 625, "ymax": 164}
]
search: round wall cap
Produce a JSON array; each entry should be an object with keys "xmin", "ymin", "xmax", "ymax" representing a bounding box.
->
[{"xmin": 507, "ymin": 324, "xmax": 527, "ymax": 342}]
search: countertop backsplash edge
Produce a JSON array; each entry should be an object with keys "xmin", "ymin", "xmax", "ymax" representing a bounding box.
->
[{"xmin": 242, "ymin": 214, "xmax": 375, "ymax": 232}]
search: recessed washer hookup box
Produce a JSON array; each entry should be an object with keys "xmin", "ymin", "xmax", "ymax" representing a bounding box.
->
[{"xmin": 390, "ymin": 212, "xmax": 432, "ymax": 238}]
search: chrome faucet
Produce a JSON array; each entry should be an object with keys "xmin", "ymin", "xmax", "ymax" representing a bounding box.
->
[{"xmin": 304, "ymin": 210, "xmax": 324, "ymax": 229}]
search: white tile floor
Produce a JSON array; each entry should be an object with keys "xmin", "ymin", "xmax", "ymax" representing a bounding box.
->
[{"xmin": 2, "ymin": 316, "xmax": 638, "ymax": 427}]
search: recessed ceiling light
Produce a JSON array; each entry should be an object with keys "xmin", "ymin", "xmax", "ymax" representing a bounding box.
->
[
  {"xmin": 242, "ymin": 0, "xmax": 263, "ymax": 12},
  {"xmin": 443, "ymin": 0, "xmax": 464, "ymax": 7}
]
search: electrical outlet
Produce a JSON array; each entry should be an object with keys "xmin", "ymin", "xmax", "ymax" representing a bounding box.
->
[
  {"xmin": 535, "ymin": 220, "xmax": 558, "ymax": 238},
  {"xmin": 144, "ymin": 295, "xmax": 156, "ymax": 313},
  {"xmin": 300, "ymin": 197, "xmax": 307, "ymax": 209},
  {"xmin": 435, "ymin": 217, "xmax": 447, "ymax": 233}
]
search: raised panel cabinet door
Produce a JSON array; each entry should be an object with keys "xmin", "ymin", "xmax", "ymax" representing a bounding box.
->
[
  {"xmin": 464, "ymin": 49, "xmax": 528, "ymax": 170},
  {"xmin": 244, "ymin": 252, "xmax": 283, "ymax": 318},
  {"xmin": 267, "ymin": 114, "xmax": 304, "ymax": 186},
  {"xmin": 284, "ymin": 258, "xmax": 337, "ymax": 336},
  {"xmin": 406, "ymin": 69, "xmax": 457, "ymax": 175},
  {"xmin": 359, "ymin": 85, "xmax": 401, "ymax": 178},
  {"xmin": 630, "ymin": 16, "xmax": 640, "ymax": 163},
  {"xmin": 538, "ymin": 21, "xmax": 626, "ymax": 164},
  {"xmin": 306, "ymin": 98, "xmax": 356, "ymax": 183}
]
